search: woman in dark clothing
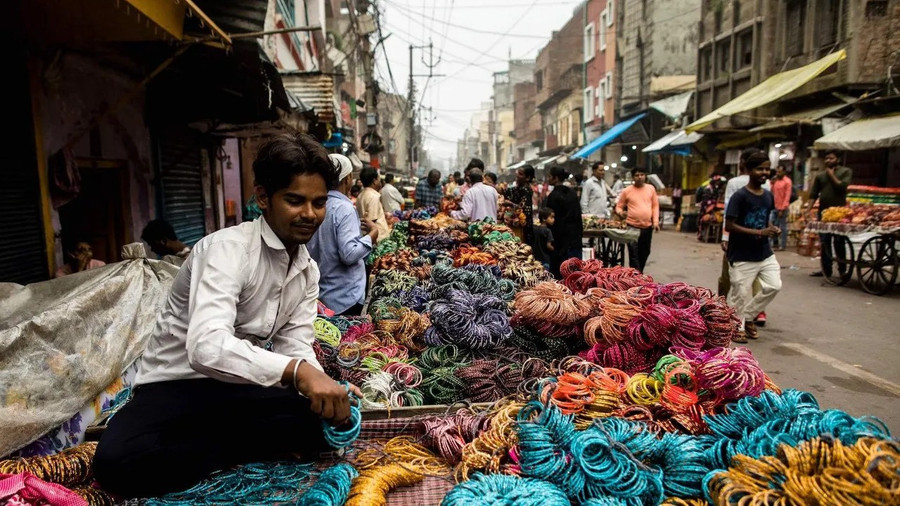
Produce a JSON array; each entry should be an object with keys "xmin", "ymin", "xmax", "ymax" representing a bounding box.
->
[
  {"xmin": 545, "ymin": 166, "xmax": 583, "ymax": 277},
  {"xmin": 504, "ymin": 164, "xmax": 536, "ymax": 245}
]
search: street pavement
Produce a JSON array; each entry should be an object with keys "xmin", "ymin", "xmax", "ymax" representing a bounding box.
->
[{"xmin": 644, "ymin": 228, "xmax": 900, "ymax": 431}]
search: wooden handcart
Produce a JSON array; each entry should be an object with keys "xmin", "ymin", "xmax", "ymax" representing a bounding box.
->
[{"xmin": 806, "ymin": 222, "xmax": 900, "ymax": 295}]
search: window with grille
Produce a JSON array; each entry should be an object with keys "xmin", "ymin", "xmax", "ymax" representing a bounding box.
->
[
  {"xmin": 737, "ymin": 30, "xmax": 753, "ymax": 69},
  {"xmin": 785, "ymin": 0, "xmax": 807, "ymax": 57},
  {"xmin": 817, "ymin": 0, "xmax": 839, "ymax": 49}
]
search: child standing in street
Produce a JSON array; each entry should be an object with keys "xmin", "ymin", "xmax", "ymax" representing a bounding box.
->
[{"xmin": 533, "ymin": 207, "xmax": 556, "ymax": 271}]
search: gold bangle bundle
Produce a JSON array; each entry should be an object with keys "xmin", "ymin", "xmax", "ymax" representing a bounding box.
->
[
  {"xmin": 456, "ymin": 401, "xmax": 524, "ymax": 481},
  {"xmin": 346, "ymin": 436, "xmax": 449, "ymax": 506},
  {"xmin": 0, "ymin": 441, "xmax": 96, "ymax": 487},
  {"xmin": 706, "ymin": 436, "xmax": 900, "ymax": 506}
]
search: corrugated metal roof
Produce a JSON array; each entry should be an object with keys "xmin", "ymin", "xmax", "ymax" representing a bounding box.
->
[
  {"xmin": 281, "ymin": 73, "xmax": 338, "ymax": 125},
  {"xmin": 189, "ymin": 0, "xmax": 267, "ymax": 36}
]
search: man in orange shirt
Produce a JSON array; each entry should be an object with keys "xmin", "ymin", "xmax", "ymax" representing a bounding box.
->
[
  {"xmin": 615, "ymin": 168, "xmax": 660, "ymax": 273},
  {"xmin": 769, "ymin": 165, "xmax": 792, "ymax": 251}
]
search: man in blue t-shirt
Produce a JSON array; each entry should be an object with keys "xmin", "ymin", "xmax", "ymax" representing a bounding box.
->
[{"xmin": 725, "ymin": 150, "xmax": 782, "ymax": 342}]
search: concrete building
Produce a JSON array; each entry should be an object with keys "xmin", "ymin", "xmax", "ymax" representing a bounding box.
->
[
  {"xmin": 694, "ymin": 0, "xmax": 900, "ymax": 187},
  {"xmin": 534, "ymin": 3, "xmax": 586, "ymax": 152},
  {"xmin": 513, "ymin": 81, "xmax": 542, "ymax": 163},
  {"xmin": 584, "ymin": 0, "xmax": 618, "ymax": 139},
  {"xmin": 491, "ymin": 60, "xmax": 535, "ymax": 170},
  {"xmin": 617, "ymin": 0, "xmax": 701, "ymax": 118},
  {"xmin": 376, "ymin": 92, "xmax": 409, "ymax": 171}
]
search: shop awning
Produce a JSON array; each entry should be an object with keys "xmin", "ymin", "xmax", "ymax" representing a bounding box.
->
[
  {"xmin": 749, "ymin": 101, "xmax": 855, "ymax": 132},
  {"xmin": 642, "ymin": 129, "xmax": 703, "ymax": 155},
  {"xmin": 814, "ymin": 115, "xmax": 900, "ymax": 151},
  {"xmin": 685, "ymin": 50, "xmax": 846, "ymax": 133},
  {"xmin": 507, "ymin": 160, "xmax": 528, "ymax": 171},
  {"xmin": 649, "ymin": 91, "xmax": 694, "ymax": 121},
  {"xmin": 571, "ymin": 113, "xmax": 647, "ymax": 159}
]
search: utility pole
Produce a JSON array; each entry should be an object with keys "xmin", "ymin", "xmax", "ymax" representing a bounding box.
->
[{"xmin": 407, "ymin": 42, "xmax": 443, "ymax": 178}]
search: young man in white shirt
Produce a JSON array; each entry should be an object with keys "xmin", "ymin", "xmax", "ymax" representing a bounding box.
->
[
  {"xmin": 580, "ymin": 161, "xmax": 612, "ymax": 218},
  {"xmin": 379, "ymin": 173, "xmax": 405, "ymax": 214},
  {"xmin": 93, "ymin": 133, "xmax": 362, "ymax": 498}
]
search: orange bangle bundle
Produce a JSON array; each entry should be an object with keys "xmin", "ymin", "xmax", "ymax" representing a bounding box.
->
[{"xmin": 451, "ymin": 246, "xmax": 497, "ymax": 267}]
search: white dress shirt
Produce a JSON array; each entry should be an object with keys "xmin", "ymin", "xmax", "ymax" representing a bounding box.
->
[
  {"xmin": 581, "ymin": 176, "xmax": 611, "ymax": 217},
  {"xmin": 136, "ymin": 217, "xmax": 322, "ymax": 387},
  {"xmin": 451, "ymin": 182, "xmax": 498, "ymax": 221},
  {"xmin": 380, "ymin": 183, "xmax": 405, "ymax": 214}
]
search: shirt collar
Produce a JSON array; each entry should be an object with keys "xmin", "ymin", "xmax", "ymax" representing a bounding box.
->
[
  {"xmin": 258, "ymin": 217, "xmax": 310, "ymax": 270},
  {"xmin": 329, "ymin": 190, "xmax": 351, "ymax": 202}
]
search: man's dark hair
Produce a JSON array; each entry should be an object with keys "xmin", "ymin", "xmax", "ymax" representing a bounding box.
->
[
  {"xmin": 141, "ymin": 219, "xmax": 177, "ymax": 244},
  {"xmin": 538, "ymin": 207, "xmax": 554, "ymax": 222},
  {"xmin": 469, "ymin": 168, "xmax": 484, "ymax": 183},
  {"xmin": 824, "ymin": 149, "xmax": 842, "ymax": 159},
  {"xmin": 359, "ymin": 167, "xmax": 379, "ymax": 187},
  {"xmin": 453, "ymin": 171, "xmax": 461, "ymax": 178},
  {"xmin": 253, "ymin": 133, "xmax": 337, "ymax": 196},
  {"xmin": 466, "ymin": 158, "xmax": 485, "ymax": 171},
  {"xmin": 591, "ymin": 161, "xmax": 605, "ymax": 170},
  {"xmin": 630, "ymin": 167, "xmax": 647, "ymax": 177},
  {"xmin": 484, "ymin": 172, "xmax": 498, "ymax": 184},
  {"xmin": 521, "ymin": 164, "xmax": 535, "ymax": 181},
  {"xmin": 745, "ymin": 151, "xmax": 770, "ymax": 170},
  {"xmin": 549, "ymin": 166, "xmax": 569, "ymax": 181},
  {"xmin": 384, "ymin": 173, "xmax": 395, "ymax": 183},
  {"xmin": 350, "ymin": 184, "xmax": 362, "ymax": 196}
]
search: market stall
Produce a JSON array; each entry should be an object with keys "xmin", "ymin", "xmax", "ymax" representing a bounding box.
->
[
  {"xmin": 1, "ymin": 208, "xmax": 897, "ymax": 505},
  {"xmin": 805, "ymin": 186, "xmax": 900, "ymax": 294},
  {"xmin": 583, "ymin": 215, "xmax": 636, "ymax": 267}
]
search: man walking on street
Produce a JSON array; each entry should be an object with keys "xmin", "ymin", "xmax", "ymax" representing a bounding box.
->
[
  {"xmin": 451, "ymin": 168, "xmax": 498, "ymax": 222},
  {"xmin": 806, "ymin": 150, "xmax": 852, "ymax": 279},
  {"xmin": 615, "ymin": 168, "xmax": 659, "ymax": 273},
  {"xmin": 380, "ymin": 173, "xmax": 405, "ymax": 214},
  {"xmin": 770, "ymin": 165, "xmax": 792, "ymax": 251},
  {"xmin": 581, "ymin": 161, "xmax": 612, "ymax": 218},
  {"xmin": 356, "ymin": 167, "xmax": 390, "ymax": 242},
  {"xmin": 307, "ymin": 154, "xmax": 379, "ymax": 316},
  {"xmin": 414, "ymin": 169, "xmax": 444, "ymax": 209},
  {"xmin": 725, "ymin": 150, "xmax": 782, "ymax": 342}
]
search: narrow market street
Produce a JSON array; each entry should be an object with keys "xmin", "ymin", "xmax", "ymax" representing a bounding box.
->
[{"xmin": 648, "ymin": 229, "xmax": 900, "ymax": 428}]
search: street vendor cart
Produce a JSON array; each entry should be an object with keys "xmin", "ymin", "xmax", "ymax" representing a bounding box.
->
[
  {"xmin": 583, "ymin": 218, "xmax": 639, "ymax": 267},
  {"xmin": 806, "ymin": 188, "xmax": 900, "ymax": 295}
]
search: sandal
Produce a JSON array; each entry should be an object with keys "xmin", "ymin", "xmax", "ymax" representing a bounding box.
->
[
  {"xmin": 732, "ymin": 333, "xmax": 748, "ymax": 344},
  {"xmin": 744, "ymin": 321, "xmax": 760, "ymax": 340}
]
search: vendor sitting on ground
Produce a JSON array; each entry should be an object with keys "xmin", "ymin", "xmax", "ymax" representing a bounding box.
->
[{"xmin": 92, "ymin": 133, "xmax": 362, "ymax": 499}]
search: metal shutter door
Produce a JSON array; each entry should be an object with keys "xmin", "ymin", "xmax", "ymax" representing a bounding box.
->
[
  {"xmin": 158, "ymin": 134, "xmax": 206, "ymax": 245},
  {"xmin": 0, "ymin": 168, "xmax": 46, "ymax": 284}
]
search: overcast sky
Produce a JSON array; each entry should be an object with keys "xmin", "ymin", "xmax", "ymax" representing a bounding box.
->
[{"xmin": 375, "ymin": 0, "xmax": 582, "ymax": 168}]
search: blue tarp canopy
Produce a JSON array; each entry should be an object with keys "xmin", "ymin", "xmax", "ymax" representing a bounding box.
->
[{"xmin": 571, "ymin": 113, "xmax": 647, "ymax": 159}]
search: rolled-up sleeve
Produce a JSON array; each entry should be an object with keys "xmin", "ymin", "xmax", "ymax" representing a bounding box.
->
[
  {"xmin": 334, "ymin": 206, "xmax": 373, "ymax": 265},
  {"xmin": 185, "ymin": 241, "xmax": 293, "ymax": 386}
]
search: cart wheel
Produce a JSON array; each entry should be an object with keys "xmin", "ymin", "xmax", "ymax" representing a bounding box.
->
[
  {"xmin": 613, "ymin": 242, "xmax": 625, "ymax": 267},
  {"xmin": 823, "ymin": 235, "xmax": 854, "ymax": 286},
  {"xmin": 856, "ymin": 236, "xmax": 899, "ymax": 295}
]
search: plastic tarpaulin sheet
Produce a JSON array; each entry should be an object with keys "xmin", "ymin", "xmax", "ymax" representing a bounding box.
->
[
  {"xmin": 0, "ymin": 246, "xmax": 178, "ymax": 457},
  {"xmin": 813, "ymin": 115, "xmax": 900, "ymax": 151},
  {"xmin": 572, "ymin": 113, "xmax": 647, "ymax": 159},
  {"xmin": 685, "ymin": 50, "xmax": 846, "ymax": 133}
]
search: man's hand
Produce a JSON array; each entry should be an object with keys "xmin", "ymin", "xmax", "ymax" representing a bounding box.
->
[
  {"xmin": 720, "ymin": 241, "xmax": 729, "ymax": 253},
  {"xmin": 653, "ymin": 224, "xmax": 660, "ymax": 232},
  {"xmin": 294, "ymin": 361, "xmax": 353, "ymax": 425},
  {"xmin": 762, "ymin": 226, "xmax": 781, "ymax": 238},
  {"xmin": 362, "ymin": 218, "xmax": 379, "ymax": 240},
  {"xmin": 826, "ymin": 167, "xmax": 835, "ymax": 176}
]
